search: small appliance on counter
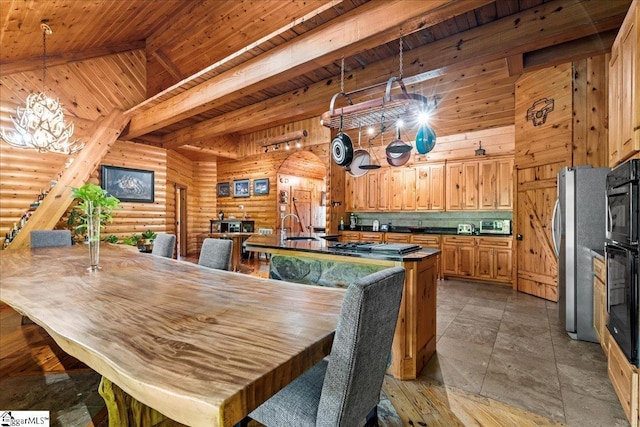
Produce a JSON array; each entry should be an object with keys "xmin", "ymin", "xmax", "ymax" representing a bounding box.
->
[
  {"xmin": 372, "ymin": 219, "xmax": 380, "ymax": 231},
  {"xmin": 457, "ymin": 224, "xmax": 475, "ymax": 235},
  {"xmin": 349, "ymin": 213, "xmax": 358, "ymax": 230},
  {"xmin": 479, "ymin": 219, "xmax": 511, "ymax": 235}
]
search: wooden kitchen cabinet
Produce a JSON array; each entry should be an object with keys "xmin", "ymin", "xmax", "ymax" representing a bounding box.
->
[
  {"xmin": 415, "ymin": 163, "xmax": 445, "ymax": 211},
  {"xmin": 445, "ymin": 162, "xmax": 478, "ymax": 210},
  {"xmin": 345, "ymin": 173, "xmax": 368, "ymax": 211},
  {"xmin": 479, "ymin": 158, "xmax": 513, "ymax": 210},
  {"xmin": 339, "ymin": 231, "xmax": 360, "ymax": 242},
  {"xmin": 593, "ymin": 255, "xmax": 607, "ymax": 352},
  {"xmin": 607, "ymin": 328, "xmax": 639, "ymax": 424},
  {"xmin": 360, "ymin": 231, "xmax": 384, "ymax": 242},
  {"xmin": 365, "ymin": 168, "xmax": 389, "ymax": 211},
  {"xmin": 442, "ymin": 235, "xmax": 475, "ymax": 277},
  {"xmin": 412, "ymin": 234, "xmax": 442, "ymax": 278},
  {"xmin": 390, "ymin": 168, "xmax": 417, "ymax": 211},
  {"xmin": 385, "ymin": 232, "xmax": 412, "ymax": 243},
  {"xmin": 609, "ymin": 0, "xmax": 640, "ymax": 167}
]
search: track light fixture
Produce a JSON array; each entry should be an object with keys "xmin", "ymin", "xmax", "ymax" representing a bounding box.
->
[{"xmin": 261, "ymin": 130, "xmax": 307, "ymax": 153}]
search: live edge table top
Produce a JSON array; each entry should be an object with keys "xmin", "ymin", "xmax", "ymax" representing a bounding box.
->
[{"xmin": 0, "ymin": 243, "xmax": 344, "ymax": 427}]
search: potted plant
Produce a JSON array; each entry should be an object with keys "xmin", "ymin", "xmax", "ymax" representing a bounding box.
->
[
  {"xmin": 104, "ymin": 235, "xmax": 119, "ymax": 244},
  {"xmin": 139, "ymin": 229, "xmax": 157, "ymax": 252},
  {"xmin": 71, "ymin": 183, "xmax": 120, "ymax": 270},
  {"xmin": 123, "ymin": 234, "xmax": 141, "ymax": 247}
]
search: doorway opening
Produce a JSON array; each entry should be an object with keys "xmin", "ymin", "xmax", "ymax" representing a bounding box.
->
[{"xmin": 175, "ymin": 185, "xmax": 187, "ymax": 258}]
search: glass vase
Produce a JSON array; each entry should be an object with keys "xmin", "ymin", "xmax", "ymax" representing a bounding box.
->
[{"xmin": 87, "ymin": 201, "xmax": 101, "ymax": 271}]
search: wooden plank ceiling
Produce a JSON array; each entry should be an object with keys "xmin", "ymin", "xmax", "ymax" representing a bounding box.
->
[{"xmin": 0, "ymin": 0, "xmax": 632, "ymax": 160}]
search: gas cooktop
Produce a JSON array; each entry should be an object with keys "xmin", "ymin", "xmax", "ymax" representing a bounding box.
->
[{"xmin": 329, "ymin": 241, "xmax": 421, "ymax": 254}]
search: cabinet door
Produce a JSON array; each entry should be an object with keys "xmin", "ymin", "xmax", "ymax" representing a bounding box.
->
[
  {"xmin": 340, "ymin": 232, "xmax": 360, "ymax": 242},
  {"xmin": 345, "ymin": 173, "xmax": 356, "ymax": 211},
  {"xmin": 366, "ymin": 171, "xmax": 378, "ymax": 211},
  {"xmin": 594, "ymin": 278, "xmax": 603, "ymax": 344},
  {"xmin": 360, "ymin": 232, "xmax": 384, "ymax": 242},
  {"xmin": 462, "ymin": 162, "xmax": 479, "ymax": 209},
  {"xmin": 445, "ymin": 162, "xmax": 464, "ymax": 210},
  {"xmin": 377, "ymin": 168, "xmax": 389, "ymax": 210},
  {"xmin": 403, "ymin": 168, "xmax": 417, "ymax": 210},
  {"xmin": 389, "ymin": 169, "xmax": 404, "ymax": 210},
  {"xmin": 385, "ymin": 233, "xmax": 411, "ymax": 243},
  {"xmin": 479, "ymin": 160, "xmax": 497, "ymax": 210},
  {"xmin": 494, "ymin": 248, "xmax": 513, "ymax": 282},
  {"xmin": 458, "ymin": 246, "xmax": 475, "ymax": 276},
  {"xmin": 609, "ymin": 46, "xmax": 622, "ymax": 165},
  {"xmin": 353, "ymin": 175, "xmax": 367, "ymax": 211},
  {"xmin": 430, "ymin": 163, "xmax": 446, "ymax": 211},
  {"xmin": 476, "ymin": 246, "xmax": 494, "ymax": 280},
  {"xmin": 441, "ymin": 245, "xmax": 458, "ymax": 275},
  {"xmin": 496, "ymin": 158, "xmax": 514, "ymax": 210},
  {"xmin": 620, "ymin": 5, "xmax": 638, "ymax": 161}
]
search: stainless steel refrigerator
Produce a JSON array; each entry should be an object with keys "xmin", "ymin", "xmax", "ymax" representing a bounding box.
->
[{"xmin": 553, "ymin": 165, "xmax": 609, "ymax": 342}]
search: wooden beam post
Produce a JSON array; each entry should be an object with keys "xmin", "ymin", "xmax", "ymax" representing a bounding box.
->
[{"xmin": 6, "ymin": 110, "xmax": 130, "ymax": 250}]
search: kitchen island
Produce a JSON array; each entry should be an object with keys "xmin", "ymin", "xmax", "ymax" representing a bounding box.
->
[{"xmin": 244, "ymin": 233, "xmax": 440, "ymax": 380}]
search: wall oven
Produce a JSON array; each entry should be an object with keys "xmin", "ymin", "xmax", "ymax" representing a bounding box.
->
[
  {"xmin": 606, "ymin": 242, "xmax": 639, "ymax": 365},
  {"xmin": 606, "ymin": 159, "xmax": 639, "ymax": 246},
  {"xmin": 606, "ymin": 158, "xmax": 640, "ymax": 366}
]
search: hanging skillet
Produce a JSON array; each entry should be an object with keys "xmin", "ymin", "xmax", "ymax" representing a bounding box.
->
[
  {"xmin": 347, "ymin": 127, "xmax": 371, "ymax": 177},
  {"xmin": 385, "ymin": 126, "xmax": 412, "ymax": 154},
  {"xmin": 331, "ymin": 115, "xmax": 353, "ymax": 167},
  {"xmin": 386, "ymin": 127, "xmax": 411, "ymax": 167}
]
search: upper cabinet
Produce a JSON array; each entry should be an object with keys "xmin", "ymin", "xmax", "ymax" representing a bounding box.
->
[
  {"xmin": 609, "ymin": 0, "xmax": 639, "ymax": 167},
  {"xmin": 389, "ymin": 168, "xmax": 417, "ymax": 211},
  {"xmin": 447, "ymin": 158, "xmax": 513, "ymax": 211},
  {"xmin": 415, "ymin": 163, "xmax": 445, "ymax": 211}
]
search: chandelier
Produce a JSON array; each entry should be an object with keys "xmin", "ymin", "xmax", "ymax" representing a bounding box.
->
[{"xmin": 0, "ymin": 22, "xmax": 83, "ymax": 154}]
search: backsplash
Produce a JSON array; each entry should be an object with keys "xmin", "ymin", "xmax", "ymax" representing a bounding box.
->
[{"xmin": 350, "ymin": 211, "xmax": 512, "ymax": 229}]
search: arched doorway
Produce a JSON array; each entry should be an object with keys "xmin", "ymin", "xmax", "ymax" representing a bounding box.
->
[{"xmin": 277, "ymin": 151, "xmax": 327, "ymax": 233}]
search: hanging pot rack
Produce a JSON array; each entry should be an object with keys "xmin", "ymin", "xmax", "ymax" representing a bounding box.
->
[{"xmin": 320, "ymin": 76, "xmax": 435, "ymax": 131}]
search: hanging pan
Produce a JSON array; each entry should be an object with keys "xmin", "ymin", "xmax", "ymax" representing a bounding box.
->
[
  {"xmin": 386, "ymin": 127, "xmax": 411, "ymax": 167},
  {"xmin": 331, "ymin": 115, "xmax": 353, "ymax": 167},
  {"xmin": 347, "ymin": 127, "xmax": 371, "ymax": 177},
  {"xmin": 415, "ymin": 125, "xmax": 436, "ymax": 154}
]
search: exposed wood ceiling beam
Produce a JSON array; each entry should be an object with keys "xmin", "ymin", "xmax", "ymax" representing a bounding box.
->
[
  {"xmin": 522, "ymin": 29, "xmax": 618, "ymax": 72},
  {"xmin": 160, "ymin": 0, "xmax": 627, "ymax": 148},
  {"xmin": 123, "ymin": 0, "xmax": 491, "ymax": 139},
  {"xmin": 152, "ymin": 49, "xmax": 185, "ymax": 81},
  {"xmin": 0, "ymin": 40, "xmax": 146, "ymax": 76},
  {"xmin": 505, "ymin": 54, "xmax": 524, "ymax": 77}
]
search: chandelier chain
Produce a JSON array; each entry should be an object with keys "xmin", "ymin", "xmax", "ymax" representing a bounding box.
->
[
  {"xmin": 42, "ymin": 25, "xmax": 47, "ymax": 91},
  {"xmin": 340, "ymin": 55, "xmax": 345, "ymax": 94},
  {"xmin": 399, "ymin": 31, "xmax": 403, "ymax": 79}
]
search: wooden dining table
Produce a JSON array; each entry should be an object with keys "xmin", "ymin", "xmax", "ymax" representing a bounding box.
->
[{"xmin": 0, "ymin": 243, "xmax": 345, "ymax": 427}]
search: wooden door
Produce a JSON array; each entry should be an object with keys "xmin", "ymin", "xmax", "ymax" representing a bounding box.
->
[
  {"xmin": 176, "ymin": 185, "xmax": 187, "ymax": 258},
  {"xmin": 291, "ymin": 188, "xmax": 311, "ymax": 233},
  {"xmin": 516, "ymin": 163, "xmax": 563, "ymax": 301}
]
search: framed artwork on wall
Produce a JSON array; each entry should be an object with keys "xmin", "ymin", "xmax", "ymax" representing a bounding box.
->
[
  {"xmin": 254, "ymin": 178, "xmax": 269, "ymax": 195},
  {"xmin": 101, "ymin": 165, "xmax": 154, "ymax": 203},
  {"xmin": 217, "ymin": 182, "xmax": 230, "ymax": 197},
  {"xmin": 233, "ymin": 179, "xmax": 250, "ymax": 197}
]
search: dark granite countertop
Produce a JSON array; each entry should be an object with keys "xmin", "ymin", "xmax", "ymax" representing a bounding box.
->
[
  {"xmin": 244, "ymin": 233, "xmax": 439, "ymax": 262},
  {"xmin": 339, "ymin": 226, "xmax": 511, "ymax": 237}
]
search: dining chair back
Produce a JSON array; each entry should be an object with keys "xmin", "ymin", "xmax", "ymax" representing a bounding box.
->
[
  {"xmin": 151, "ymin": 233, "xmax": 176, "ymax": 258},
  {"xmin": 30, "ymin": 230, "xmax": 72, "ymax": 248},
  {"xmin": 245, "ymin": 266, "xmax": 405, "ymax": 427},
  {"xmin": 198, "ymin": 238, "xmax": 233, "ymax": 271}
]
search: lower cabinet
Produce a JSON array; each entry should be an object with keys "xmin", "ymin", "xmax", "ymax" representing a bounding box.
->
[
  {"xmin": 411, "ymin": 234, "xmax": 442, "ymax": 279},
  {"xmin": 606, "ymin": 328, "xmax": 639, "ymax": 424},
  {"xmin": 442, "ymin": 236, "xmax": 475, "ymax": 278},
  {"xmin": 442, "ymin": 235, "xmax": 513, "ymax": 284},
  {"xmin": 593, "ymin": 256, "xmax": 607, "ymax": 351},
  {"xmin": 385, "ymin": 233, "xmax": 412, "ymax": 243}
]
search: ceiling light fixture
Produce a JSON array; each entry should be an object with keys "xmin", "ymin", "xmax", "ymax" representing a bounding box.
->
[
  {"xmin": 0, "ymin": 21, "xmax": 82, "ymax": 155},
  {"xmin": 261, "ymin": 129, "xmax": 307, "ymax": 153}
]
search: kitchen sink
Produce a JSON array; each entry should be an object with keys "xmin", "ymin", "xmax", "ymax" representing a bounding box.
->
[{"xmin": 285, "ymin": 236, "xmax": 319, "ymax": 241}]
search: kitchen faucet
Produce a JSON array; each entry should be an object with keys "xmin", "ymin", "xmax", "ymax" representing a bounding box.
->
[{"xmin": 280, "ymin": 213, "xmax": 300, "ymax": 242}]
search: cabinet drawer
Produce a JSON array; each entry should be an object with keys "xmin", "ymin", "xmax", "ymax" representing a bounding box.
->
[
  {"xmin": 477, "ymin": 237, "xmax": 513, "ymax": 248},
  {"xmin": 594, "ymin": 256, "xmax": 606, "ymax": 283},
  {"xmin": 412, "ymin": 234, "xmax": 441, "ymax": 248},
  {"xmin": 360, "ymin": 232, "xmax": 384, "ymax": 242},
  {"xmin": 442, "ymin": 235, "xmax": 475, "ymax": 246},
  {"xmin": 340, "ymin": 232, "xmax": 360, "ymax": 242},
  {"xmin": 385, "ymin": 233, "xmax": 411, "ymax": 243},
  {"xmin": 608, "ymin": 330, "xmax": 638, "ymax": 422}
]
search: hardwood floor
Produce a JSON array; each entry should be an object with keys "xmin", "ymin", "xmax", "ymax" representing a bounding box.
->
[{"xmin": 0, "ymin": 255, "xmax": 625, "ymax": 426}]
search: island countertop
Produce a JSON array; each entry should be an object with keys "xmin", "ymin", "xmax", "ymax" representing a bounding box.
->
[{"xmin": 243, "ymin": 233, "xmax": 440, "ymax": 262}]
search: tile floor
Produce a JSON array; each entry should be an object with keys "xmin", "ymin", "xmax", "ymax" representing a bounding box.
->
[{"xmin": 423, "ymin": 279, "xmax": 629, "ymax": 426}]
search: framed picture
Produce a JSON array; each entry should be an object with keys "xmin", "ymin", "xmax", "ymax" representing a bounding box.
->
[
  {"xmin": 217, "ymin": 182, "xmax": 230, "ymax": 197},
  {"xmin": 101, "ymin": 165, "xmax": 154, "ymax": 203},
  {"xmin": 254, "ymin": 178, "xmax": 269, "ymax": 195},
  {"xmin": 233, "ymin": 179, "xmax": 250, "ymax": 197}
]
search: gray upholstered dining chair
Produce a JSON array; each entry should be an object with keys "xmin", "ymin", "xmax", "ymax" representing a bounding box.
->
[
  {"xmin": 240, "ymin": 266, "xmax": 405, "ymax": 427},
  {"xmin": 30, "ymin": 230, "xmax": 72, "ymax": 248},
  {"xmin": 198, "ymin": 238, "xmax": 233, "ymax": 271},
  {"xmin": 151, "ymin": 233, "xmax": 176, "ymax": 258}
]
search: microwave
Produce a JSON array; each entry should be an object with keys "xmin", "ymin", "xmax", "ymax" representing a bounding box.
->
[
  {"xmin": 479, "ymin": 219, "xmax": 511, "ymax": 235},
  {"xmin": 606, "ymin": 159, "xmax": 639, "ymax": 247}
]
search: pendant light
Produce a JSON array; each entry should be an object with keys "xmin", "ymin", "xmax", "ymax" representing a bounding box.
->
[{"xmin": 0, "ymin": 21, "xmax": 83, "ymax": 155}]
